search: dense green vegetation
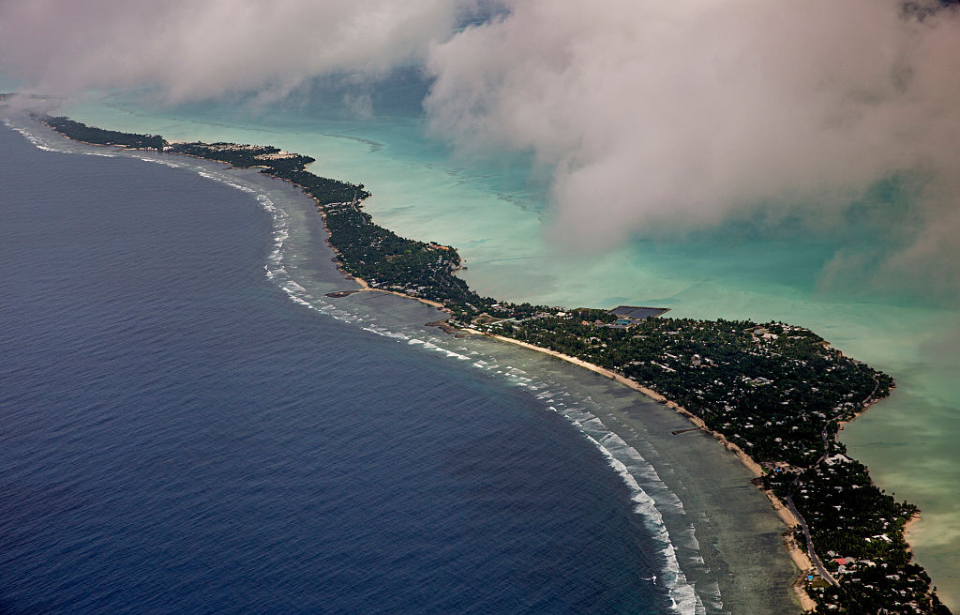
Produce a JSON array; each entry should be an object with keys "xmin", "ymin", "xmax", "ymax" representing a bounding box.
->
[
  {"xmin": 42, "ymin": 116, "xmax": 549, "ymax": 316},
  {"xmin": 43, "ymin": 115, "xmax": 164, "ymax": 150},
  {"xmin": 768, "ymin": 452, "xmax": 950, "ymax": 613},
  {"xmin": 494, "ymin": 317, "xmax": 888, "ymax": 466},
  {"xmin": 495, "ymin": 312, "xmax": 945, "ymax": 612},
  {"xmin": 43, "ymin": 116, "xmax": 950, "ymax": 614},
  {"xmin": 168, "ymin": 141, "xmax": 506, "ymax": 309}
]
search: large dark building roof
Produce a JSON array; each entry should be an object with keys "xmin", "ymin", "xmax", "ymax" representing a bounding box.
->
[{"xmin": 609, "ymin": 305, "xmax": 670, "ymax": 320}]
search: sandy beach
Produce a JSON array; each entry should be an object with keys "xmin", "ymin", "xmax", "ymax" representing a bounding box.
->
[
  {"xmin": 484, "ymin": 332, "xmax": 818, "ymax": 610},
  {"xmin": 905, "ymin": 512, "xmax": 923, "ymax": 555}
]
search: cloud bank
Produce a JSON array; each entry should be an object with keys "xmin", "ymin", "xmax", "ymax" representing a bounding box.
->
[
  {"xmin": 425, "ymin": 0, "xmax": 960, "ymax": 293},
  {"xmin": 0, "ymin": 0, "xmax": 465, "ymax": 102}
]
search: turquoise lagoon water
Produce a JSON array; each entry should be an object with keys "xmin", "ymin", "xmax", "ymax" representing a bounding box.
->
[{"xmin": 61, "ymin": 85, "xmax": 960, "ymax": 608}]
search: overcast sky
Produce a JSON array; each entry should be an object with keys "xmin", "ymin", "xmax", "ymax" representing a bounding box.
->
[{"xmin": 2, "ymin": 0, "xmax": 959, "ymax": 295}]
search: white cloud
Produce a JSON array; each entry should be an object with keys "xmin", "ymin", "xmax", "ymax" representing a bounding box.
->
[
  {"xmin": 0, "ymin": 0, "xmax": 466, "ymax": 102},
  {"xmin": 425, "ymin": 0, "xmax": 960, "ymax": 291}
]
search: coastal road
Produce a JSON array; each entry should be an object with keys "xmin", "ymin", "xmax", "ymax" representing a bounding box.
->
[
  {"xmin": 785, "ymin": 494, "xmax": 839, "ymax": 588},
  {"xmin": 790, "ymin": 374, "xmax": 883, "ymax": 589}
]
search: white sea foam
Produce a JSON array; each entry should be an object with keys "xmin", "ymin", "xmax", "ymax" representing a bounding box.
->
[
  {"xmin": 140, "ymin": 157, "xmax": 182, "ymax": 169},
  {"xmin": 508, "ymin": 377, "xmax": 720, "ymax": 613},
  {"xmin": 4, "ymin": 120, "xmax": 59, "ymax": 152},
  {"xmin": 698, "ymin": 581, "xmax": 725, "ymax": 612},
  {"xmin": 580, "ymin": 429, "xmax": 702, "ymax": 614}
]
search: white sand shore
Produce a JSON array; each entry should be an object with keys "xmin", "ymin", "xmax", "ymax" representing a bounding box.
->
[{"xmin": 483, "ymin": 332, "xmax": 818, "ymax": 611}]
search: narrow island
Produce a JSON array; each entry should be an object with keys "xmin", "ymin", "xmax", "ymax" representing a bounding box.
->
[{"xmin": 37, "ymin": 114, "xmax": 951, "ymax": 614}]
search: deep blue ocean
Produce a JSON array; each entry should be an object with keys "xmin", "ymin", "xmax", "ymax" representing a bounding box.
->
[{"xmin": 0, "ymin": 125, "xmax": 672, "ymax": 612}]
